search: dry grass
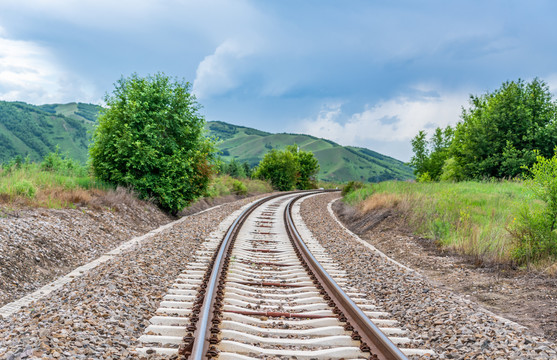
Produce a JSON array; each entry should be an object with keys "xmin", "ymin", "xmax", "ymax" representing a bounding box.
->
[{"xmin": 359, "ymin": 192, "xmax": 403, "ymax": 212}]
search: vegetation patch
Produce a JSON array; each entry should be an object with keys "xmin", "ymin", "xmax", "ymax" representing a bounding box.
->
[{"xmin": 343, "ymin": 180, "xmax": 539, "ymax": 265}]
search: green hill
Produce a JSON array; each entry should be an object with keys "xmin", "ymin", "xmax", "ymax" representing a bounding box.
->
[
  {"xmin": 206, "ymin": 121, "xmax": 414, "ymax": 182},
  {"xmin": 0, "ymin": 101, "xmax": 99, "ymax": 163},
  {"xmin": 0, "ymin": 101, "xmax": 413, "ymax": 182}
]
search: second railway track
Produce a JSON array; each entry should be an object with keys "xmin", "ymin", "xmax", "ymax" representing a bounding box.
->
[{"xmin": 137, "ymin": 192, "xmax": 433, "ymax": 359}]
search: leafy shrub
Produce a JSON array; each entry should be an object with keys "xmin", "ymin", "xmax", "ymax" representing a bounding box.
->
[
  {"xmin": 89, "ymin": 73, "xmax": 215, "ymax": 214},
  {"xmin": 232, "ymin": 179, "xmax": 248, "ymax": 195},
  {"xmin": 341, "ymin": 181, "xmax": 364, "ymax": 196},
  {"xmin": 509, "ymin": 152, "xmax": 557, "ymax": 264}
]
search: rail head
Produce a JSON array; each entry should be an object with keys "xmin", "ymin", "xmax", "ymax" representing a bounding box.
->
[{"xmin": 284, "ymin": 193, "xmax": 409, "ymax": 360}]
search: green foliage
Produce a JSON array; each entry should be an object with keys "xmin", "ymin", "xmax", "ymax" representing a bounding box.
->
[
  {"xmin": 343, "ymin": 180, "xmax": 530, "ymax": 264},
  {"xmin": 510, "ymin": 152, "xmax": 557, "ymax": 263},
  {"xmin": 341, "ymin": 180, "xmax": 364, "ymax": 196},
  {"xmin": 0, "ymin": 101, "xmax": 94, "ymax": 163},
  {"xmin": 253, "ymin": 145, "xmax": 320, "ymax": 191},
  {"xmin": 451, "ymin": 78, "xmax": 557, "ymax": 179},
  {"xmin": 89, "ymin": 73, "xmax": 215, "ymax": 214},
  {"xmin": 13, "ymin": 180, "xmax": 36, "ymax": 198},
  {"xmin": 440, "ymin": 157, "xmax": 462, "ymax": 182},
  {"xmin": 203, "ymin": 175, "xmax": 272, "ymax": 198},
  {"xmin": 410, "ymin": 78, "xmax": 557, "ymax": 181},
  {"xmin": 254, "ymin": 149, "xmax": 298, "ymax": 191},
  {"xmin": 205, "ymin": 121, "xmax": 414, "ymax": 183},
  {"xmin": 231, "ymin": 179, "xmax": 248, "ymax": 195},
  {"xmin": 41, "ymin": 147, "xmax": 87, "ymax": 177},
  {"xmin": 409, "ymin": 126, "xmax": 453, "ymax": 181}
]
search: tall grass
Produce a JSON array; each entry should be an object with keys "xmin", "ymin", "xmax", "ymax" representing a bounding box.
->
[
  {"xmin": 204, "ymin": 175, "xmax": 273, "ymax": 198},
  {"xmin": 0, "ymin": 154, "xmax": 111, "ymax": 208},
  {"xmin": 344, "ymin": 180, "xmax": 541, "ymax": 264}
]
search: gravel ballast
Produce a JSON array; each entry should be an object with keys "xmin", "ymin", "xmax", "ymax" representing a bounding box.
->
[
  {"xmin": 300, "ymin": 192, "xmax": 557, "ymax": 359},
  {"xmin": 0, "ymin": 196, "xmax": 265, "ymax": 359}
]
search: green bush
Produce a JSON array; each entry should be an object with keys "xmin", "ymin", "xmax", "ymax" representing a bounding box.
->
[
  {"xmin": 341, "ymin": 181, "xmax": 364, "ymax": 196},
  {"xmin": 232, "ymin": 179, "xmax": 248, "ymax": 195},
  {"xmin": 89, "ymin": 73, "xmax": 216, "ymax": 214},
  {"xmin": 509, "ymin": 152, "xmax": 557, "ymax": 264},
  {"xmin": 254, "ymin": 145, "xmax": 319, "ymax": 191}
]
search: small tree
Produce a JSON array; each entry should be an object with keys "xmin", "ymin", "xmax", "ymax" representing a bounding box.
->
[
  {"xmin": 254, "ymin": 149, "xmax": 298, "ymax": 190},
  {"xmin": 254, "ymin": 145, "xmax": 319, "ymax": 191},
  {"xmin": 89, "ymin": 73, "xmax": 215, "ymax": 214},
  {"xmin": 286, "ymin": 145, "xmax": 319, "ymax": 189}
]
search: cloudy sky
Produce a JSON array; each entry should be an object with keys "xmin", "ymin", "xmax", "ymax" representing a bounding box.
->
[{"xmin": 1, "ymin": 0, "xmax": 556, "ymax": 161}]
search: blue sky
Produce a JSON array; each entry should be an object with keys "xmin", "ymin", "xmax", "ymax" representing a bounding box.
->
[{"xmin": 1, "ymin": 0, "xmax": 556, "ymax": 161}]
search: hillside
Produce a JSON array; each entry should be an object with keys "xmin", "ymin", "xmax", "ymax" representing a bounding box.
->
[
  {"xmin": 0, "ymin": 101, "xmax": 99, "ymax": 163},
  {"xmin": 206, "ymin": 121, "xmax": 413, "ymax": 182},
  {"xmin": 0, "ymin": 101, "xmax": 413, "ymax": 182}
]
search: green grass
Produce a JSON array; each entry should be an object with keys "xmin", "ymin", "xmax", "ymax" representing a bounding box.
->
[
  {"xmin": 344, "ymin": 180, "xmax": 542, "ymax": 264},
  {"xmin": 0, "ymin": 162, "xmax": 111, "ymax": 208},
  {"xmin": 204, "ymin": 175, "xmax": 273, "ymax": 198}
]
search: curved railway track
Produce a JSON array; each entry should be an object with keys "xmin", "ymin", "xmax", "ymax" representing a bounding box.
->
[{"xmin": 137, "ymin": 192, "xmax": 433, "ymax": 359}]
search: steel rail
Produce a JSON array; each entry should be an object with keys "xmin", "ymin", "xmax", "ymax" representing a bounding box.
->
[
  {"xmin": 187, "ymin": 191, "xmax": 304, "ymax": 360},
  {"xmin": 284, "ymin": 193, "xmax": 409, "ymax": 360}
]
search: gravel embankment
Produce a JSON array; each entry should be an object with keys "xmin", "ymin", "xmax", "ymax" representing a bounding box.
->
[
  {"xmin": 0, "ymin": 196, "xmax": 263, "ymax": 359},
  {"xmin": 300, "ymin": 192, "xmax": 557, "ymax": 359},
  {"xmin": 0, "ymin": 202, "xmax": 171, "ymax": 307}
]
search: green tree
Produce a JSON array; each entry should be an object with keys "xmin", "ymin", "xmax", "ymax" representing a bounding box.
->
[
  {"xmin": 89, "ymin": 73, "xmax": 215, "ymax": 214},
  {"xmin": 253, "ymin": 149, "xmax": 298, "ymax": 190},
  {"xmin": 286, "ymin": 145, "xmax": 320, "ymax": 189},
  {"xmin": 409, "ymin": 126, "xmax": 453, "ymax": 181},
  {"xmin": 254, "ymin": 145, "xmax": 320, "ymax": 190},
  {"xmin": 451, "ymin": 78, "xmax": 557, "ymax": 179}
]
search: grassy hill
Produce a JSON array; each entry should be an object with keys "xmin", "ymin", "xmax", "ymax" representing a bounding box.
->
[
  {"xmin": 206, "ymin": 121, "xmax": 414, "ymax": 182},
  {"xmin": 0, "ymin": 101, "xmax": 99, "ymax": 163},
  {"xmin": 0, "ymin": 101, "xmax": 413, "ymax": 182}
]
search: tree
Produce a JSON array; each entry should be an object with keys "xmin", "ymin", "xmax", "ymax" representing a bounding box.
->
[
  {"xmin": 89, "ymin": 73, "xmax": 215, "ymax": 214},
  {"xmin": 409, "ymin": 126, "xmax": 453, "ymax": 181},
  {"xmin": 253, "ymin": 149, "xmax": 298, "ymax": 190},
  {"xmin": 286, "ymin": 145, "xmax": 319, "ymax": 189},
  {"xmin": 253, "ymin": 145, "xmax": 320, "ymax": 190},
  {"xmin": 451, "ymin": 78, "xmax": 557, "ymax": 179}
]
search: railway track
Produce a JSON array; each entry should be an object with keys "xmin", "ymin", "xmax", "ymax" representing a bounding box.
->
[{"xmin": 137, "ymin": 192, "xmax": 433, "ymax": 359}]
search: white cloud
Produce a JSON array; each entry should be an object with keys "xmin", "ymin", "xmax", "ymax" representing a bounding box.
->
[
  {"xmin": 301, "ymin": 90, "xmax": 469, "ymax": 160},
  {"xmin": 0, "ymin": 33, "xmax": 96, "ymax": 104},
  {"xmin": 192, "ymin": 39, "xmax": 255, "ymax": 99}
]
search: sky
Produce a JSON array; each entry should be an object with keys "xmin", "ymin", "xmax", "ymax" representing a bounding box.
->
[{"xmin": 1, "ymin": 0, "xmax": 557, "ymax": 162}]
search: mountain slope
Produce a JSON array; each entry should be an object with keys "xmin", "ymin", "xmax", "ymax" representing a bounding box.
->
[
  {"xmin": 206, "ymin": 121, "xmax": 413, "ymax": 182},
  {"xmin": 0, "ymin": 101, "xmax": 98, "ymax": 163},
  {"xmin": 0, "ymin": 101, "xmax": 413, "ymax": 182}
]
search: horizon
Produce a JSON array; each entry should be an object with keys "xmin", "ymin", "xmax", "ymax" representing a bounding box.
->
[{"xmin": 1, "ymin": 1, "xmax": 557, "ymax": 162}]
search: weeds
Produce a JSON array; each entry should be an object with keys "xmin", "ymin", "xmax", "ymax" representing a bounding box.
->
[{"xmin": 344, "ymin": 180, "xmax": 530, "ymax": 264}]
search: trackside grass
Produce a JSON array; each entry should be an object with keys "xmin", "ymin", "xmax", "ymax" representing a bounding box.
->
[{"xmin": 343, "ymin": 181, "xmax": 544, "ymax": 265}]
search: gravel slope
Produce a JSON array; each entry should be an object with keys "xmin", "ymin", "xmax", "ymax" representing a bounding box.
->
[
  {"xmin": 0, "ymin": 196, "xmax": 264, "ymax": 359},
  {"xmin": 0, "ymin": 201, "xmax": 171, "ymax": 307},
  {"xmin": 300, "ymin": 192, "xmax": 557, "ymax": 359}
]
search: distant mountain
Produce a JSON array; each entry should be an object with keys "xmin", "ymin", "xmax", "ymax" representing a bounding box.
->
[
  {"xmin": 0, "ymin": 101, "xmax": 413, "ymax": 182},
  {"xmin": 206, "ymin": 121, "xmax": 414, "ymax": 182},
  {"xmin": 0, "ymin": 101, "xmax": 100, "ymax": 163}
]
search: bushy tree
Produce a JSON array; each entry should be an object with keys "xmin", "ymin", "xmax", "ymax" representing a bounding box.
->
[
  {"xmin": 287, "ymin": 145, "xmax": 320, "ymax": 189},
  {"xmin": 254, "ymin": 145, "xmax": 319, "ymax": 190},
  {"xmin": 451, "ymin": 78, "xmax": 557, "ymax": 179},
  {"xmin": 253, "ymin": 149, "xmax": 298, "ymax": 190},
  {"xmin": 89, "ymin": 73, "xmax": 215, "ymax": 214},
  {"xmin": 409, "ymin": 126, "xmax": 453, "ymax": 181}
]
